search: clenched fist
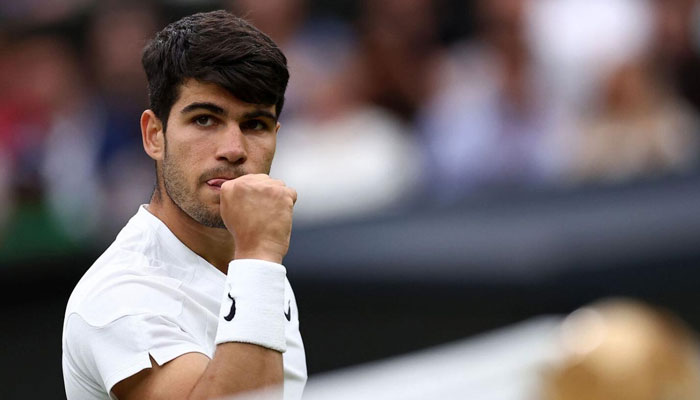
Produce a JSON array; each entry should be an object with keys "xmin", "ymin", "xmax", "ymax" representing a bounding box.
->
[{"xmin": 219, "ymin": 174, "xmax": 297, "ymax": 264}]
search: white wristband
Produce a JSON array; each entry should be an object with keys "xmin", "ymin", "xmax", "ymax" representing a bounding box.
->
[{"xmin": 215, "ymin": 259, "xmax": 287, "ymax": 353}]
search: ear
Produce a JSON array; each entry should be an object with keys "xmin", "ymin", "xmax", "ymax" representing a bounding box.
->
[
  {"xmin": 141, "ymin": 110, "xmax": 165, "ymax": 161},
  {"xmin": 275, "ymin": 121, "xmax": 281, "ymax": 134}
]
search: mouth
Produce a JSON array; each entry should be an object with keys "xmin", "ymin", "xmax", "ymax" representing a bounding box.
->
[{"xmin": 206, "ymin": 178, "xmax": 232, "ymax": 189}]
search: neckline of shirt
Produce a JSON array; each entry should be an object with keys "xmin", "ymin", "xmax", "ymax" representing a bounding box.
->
[{"xmin": 135, "ymin": 204, "xmax": 226, "ymax": 282}]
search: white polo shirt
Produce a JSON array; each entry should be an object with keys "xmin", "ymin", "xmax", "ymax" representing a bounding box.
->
[{"xmin": 62, "ymin": 205, "xmax": 307, "ymax": 399}]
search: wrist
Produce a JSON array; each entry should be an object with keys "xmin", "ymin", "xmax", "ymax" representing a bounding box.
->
[
  {"xmin": 215, "ymin": 259, "xmax": 288, "ymax": 352},
  {"xmin": 234, "ymin": 251, "xmax": 283, "ymax": 264},
  {"xmin": 234, "ymin": 242, "xmax": 287, "ymax": 264}
]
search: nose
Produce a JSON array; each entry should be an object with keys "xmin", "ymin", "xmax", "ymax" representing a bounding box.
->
[{"xmin": 215, "ymin": 124, "xmax": 247, "ymax": 165}]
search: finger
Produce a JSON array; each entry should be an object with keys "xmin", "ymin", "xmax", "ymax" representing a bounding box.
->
[
  {"xmin": 268, "ymin": 178, "xmax": 286, "ymax": 187},
  {"xmin": 239, "ymin": 173, "xmax": 268, "ymax": 182},
  {"xmin": 287, "ymin": 187, "xmax": 298, "ymax": 205}
]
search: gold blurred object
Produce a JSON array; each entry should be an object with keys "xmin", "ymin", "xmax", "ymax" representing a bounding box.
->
[{"xmin": 542, "ymin": 299, "xmax": 700, "ymax": 400}]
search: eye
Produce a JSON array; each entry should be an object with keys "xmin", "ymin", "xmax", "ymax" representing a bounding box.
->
[
  {"xmin": 193, "ymin": 115, "xmax": 217, "ymax": 127},
  {"xmin": 241, "ymin": 119, "xmax": 270, "ymax": 132}
]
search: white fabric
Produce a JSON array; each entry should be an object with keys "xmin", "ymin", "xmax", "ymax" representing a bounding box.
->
[
  {"xmin": 216, "ymin": 259, "xmax": 287, "ymax": 352},
  {"xmin": 62, "ymin": 205, "xmax": 307, "ymax": 400}
]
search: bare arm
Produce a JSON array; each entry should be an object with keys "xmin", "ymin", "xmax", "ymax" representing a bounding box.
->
[
  {"xmin": 113, "ymin": 344, "xmax": 282, "ymax": 400},
  {"xmin": 191, "ymin": 343, "xmax": 283, "ymax": 399}
]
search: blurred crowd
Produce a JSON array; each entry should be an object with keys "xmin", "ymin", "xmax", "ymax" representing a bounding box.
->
[{"xmin": 2, "ymin": 0, "xmax": 700, "ymax": 258}]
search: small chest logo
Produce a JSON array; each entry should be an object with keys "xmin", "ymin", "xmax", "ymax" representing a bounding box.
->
[{"xmin": 224, "ymin": 293, "xmax": 236, "ymax": 321}]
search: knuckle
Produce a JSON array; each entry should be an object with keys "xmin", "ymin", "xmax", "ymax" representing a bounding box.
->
[
  {"xmin": 263, "ymin": 185, "xmax": 277, "ymax": 195},
  {"xmin": 220, "ymin": 180, "xmax": 235, "ymax": 193},
  {"xmin": 286, "ymin": 188, "xmax": 298, "ymax": 206}
]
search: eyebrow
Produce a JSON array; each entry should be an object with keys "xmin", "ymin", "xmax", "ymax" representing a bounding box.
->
[
  {"xmin": 242, "ymin": 110, "xmax": 278, "ymax": 122},
  {"xmin": 180, "ymin": 102, "xmax": 277, "ymax": 122},
  {"xmin": 181, "ymin": 102, "xmax": 226, "ymax": 116}
]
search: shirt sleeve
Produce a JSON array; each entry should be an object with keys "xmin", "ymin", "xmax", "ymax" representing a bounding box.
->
[
  {"xmin": 64, "ymin": 312, "xmax": 208, "ymax": 397},
  {"xmin": 63, "ymin": 276, "xmax": 209, "ymax": 398}
]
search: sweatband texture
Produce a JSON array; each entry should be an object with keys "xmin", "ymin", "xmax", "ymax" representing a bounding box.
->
[{"xmin": 215, "ymin": 259, "xmax": 287, "ymax": 353}]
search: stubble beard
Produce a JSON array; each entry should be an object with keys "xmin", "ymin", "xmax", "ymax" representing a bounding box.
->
[{"xmin": 161, "ymin": 150, "xmax": 227, "ymax": 229}]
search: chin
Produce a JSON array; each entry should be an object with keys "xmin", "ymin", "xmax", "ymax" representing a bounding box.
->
[{"xmin": 195, "ymin": 210, "xmax": 226, "ymax": 229}]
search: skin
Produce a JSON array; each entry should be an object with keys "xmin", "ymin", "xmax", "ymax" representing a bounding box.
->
[{"xmin": 112, "ymin": 78, "xmax": 297, "ymax": 400}]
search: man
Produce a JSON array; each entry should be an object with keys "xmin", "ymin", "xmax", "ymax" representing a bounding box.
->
[{"xmin": 62, "ymin": 10, "xmax": 306, "ymax": 400}]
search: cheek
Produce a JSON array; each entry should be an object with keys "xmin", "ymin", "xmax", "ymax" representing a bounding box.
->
[
  {"xmin": 166, "ymin": 140, "xmax": 207, "ymax": 180},
  {"xmin": 177, "ymin": 132, "xmax": 213, "ymax": 159},
  {"xmin": 256, "ymin": 136, "xmax": 277, "ymax": 166}
]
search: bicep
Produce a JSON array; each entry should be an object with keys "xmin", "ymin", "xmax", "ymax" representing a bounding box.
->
[{"xmin": 112, "ymin": 352, "xmax": 209, "ymax": 400}]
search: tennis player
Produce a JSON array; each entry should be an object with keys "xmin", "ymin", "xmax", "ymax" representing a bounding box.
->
[{"xmin": 62, "ymin": 10, "xmax": 306, "ymax": 400}]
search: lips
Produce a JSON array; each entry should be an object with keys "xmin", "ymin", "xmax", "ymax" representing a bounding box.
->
[{"xmin": 206, "ymin": 178, "xmax": 231, "ymax": 188}]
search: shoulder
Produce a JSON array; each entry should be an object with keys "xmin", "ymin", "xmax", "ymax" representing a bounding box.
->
[
  {"xmin": 65, "ymin": 211, "xmax": 194, "ymax": 329},
  {"xmin": 67, "ymin": 271, "xmax": 186, "ymax": 329},
  {"xmin": 62, "ymin": 236, "xmax": 206, "ymax": 398}
]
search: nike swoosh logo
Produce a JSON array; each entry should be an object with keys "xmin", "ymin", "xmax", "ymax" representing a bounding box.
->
[
  {"xmin": 284, "ymin": 300, "xmax": 291, "ymax": 322},
  {"xmin": 224, "ymin": 293, "xmax": 236, "ymax": 321}
]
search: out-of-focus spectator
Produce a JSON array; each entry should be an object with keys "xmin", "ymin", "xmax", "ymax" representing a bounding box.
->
[
  {"xmin": 1, "ymin": 1, "xmax": 161, "ymax": 253},
  {"xmin": 528, "ymin": 0, "xmax": 654, "ymax": 115},
  {"xmin": 2, "ymin": 36, "xmax": 57, "ymax": 195},
  {"xmin": 355, "ymin": 0, "xmax": 444, "ymax": 122},
  {"xmin": 570, "ymin": 58, "xmax": 699, "ymax": 182},
  {"xmin": 650, "ymin": 0, "xmax": 700, "ymax": 113},
  {"xmin": 227, "ymin": 0, "xmax": 356, "ymax": 120},
  {"xmin": 0, "ymin": 33, "xmax": 15, "ymax": 237},
  {"xmin": 528, "ymin": 0, "xmax": 700, "ymax": 183},
  {"xmin": 270, "ymin": 40, "xmax": 420, "ymax": 225},
  {"xmin": 417, "ymin": 0, "xmax": 562, "ymax": 203},
  {"xmin": 0, "ymin": 35, "xmax": 83, "ymax": 257},
  {"xmin": 541, "ymin": 298, "xmax": 700, "ymax": 400},
  {"xmin": 231, "ymin": 0, "xmax": 420, "ymax": 225},
  {"xmin": 85, "ymin": 1, "xmax": 159, "ymax": 238},
  {"xmin": 0, "ymin": 0, "xmax": 88, "ymax": 27},
  {"xmin": 38, "ymin": 35, "xmax": 103, "ymax": 242},
  {"xmin": 272, "ymin": 101, "xmax": 420, "ymax": 225}
]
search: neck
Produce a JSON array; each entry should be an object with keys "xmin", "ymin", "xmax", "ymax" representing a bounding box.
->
[{"xmin": 147, "ymin": 191, "xmax": 234, "ymax": 274}]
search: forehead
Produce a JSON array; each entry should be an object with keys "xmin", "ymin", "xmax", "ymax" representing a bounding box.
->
[{"xmin": 173, "ymin": 78, "xmax": 276, "ymax": 115}]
